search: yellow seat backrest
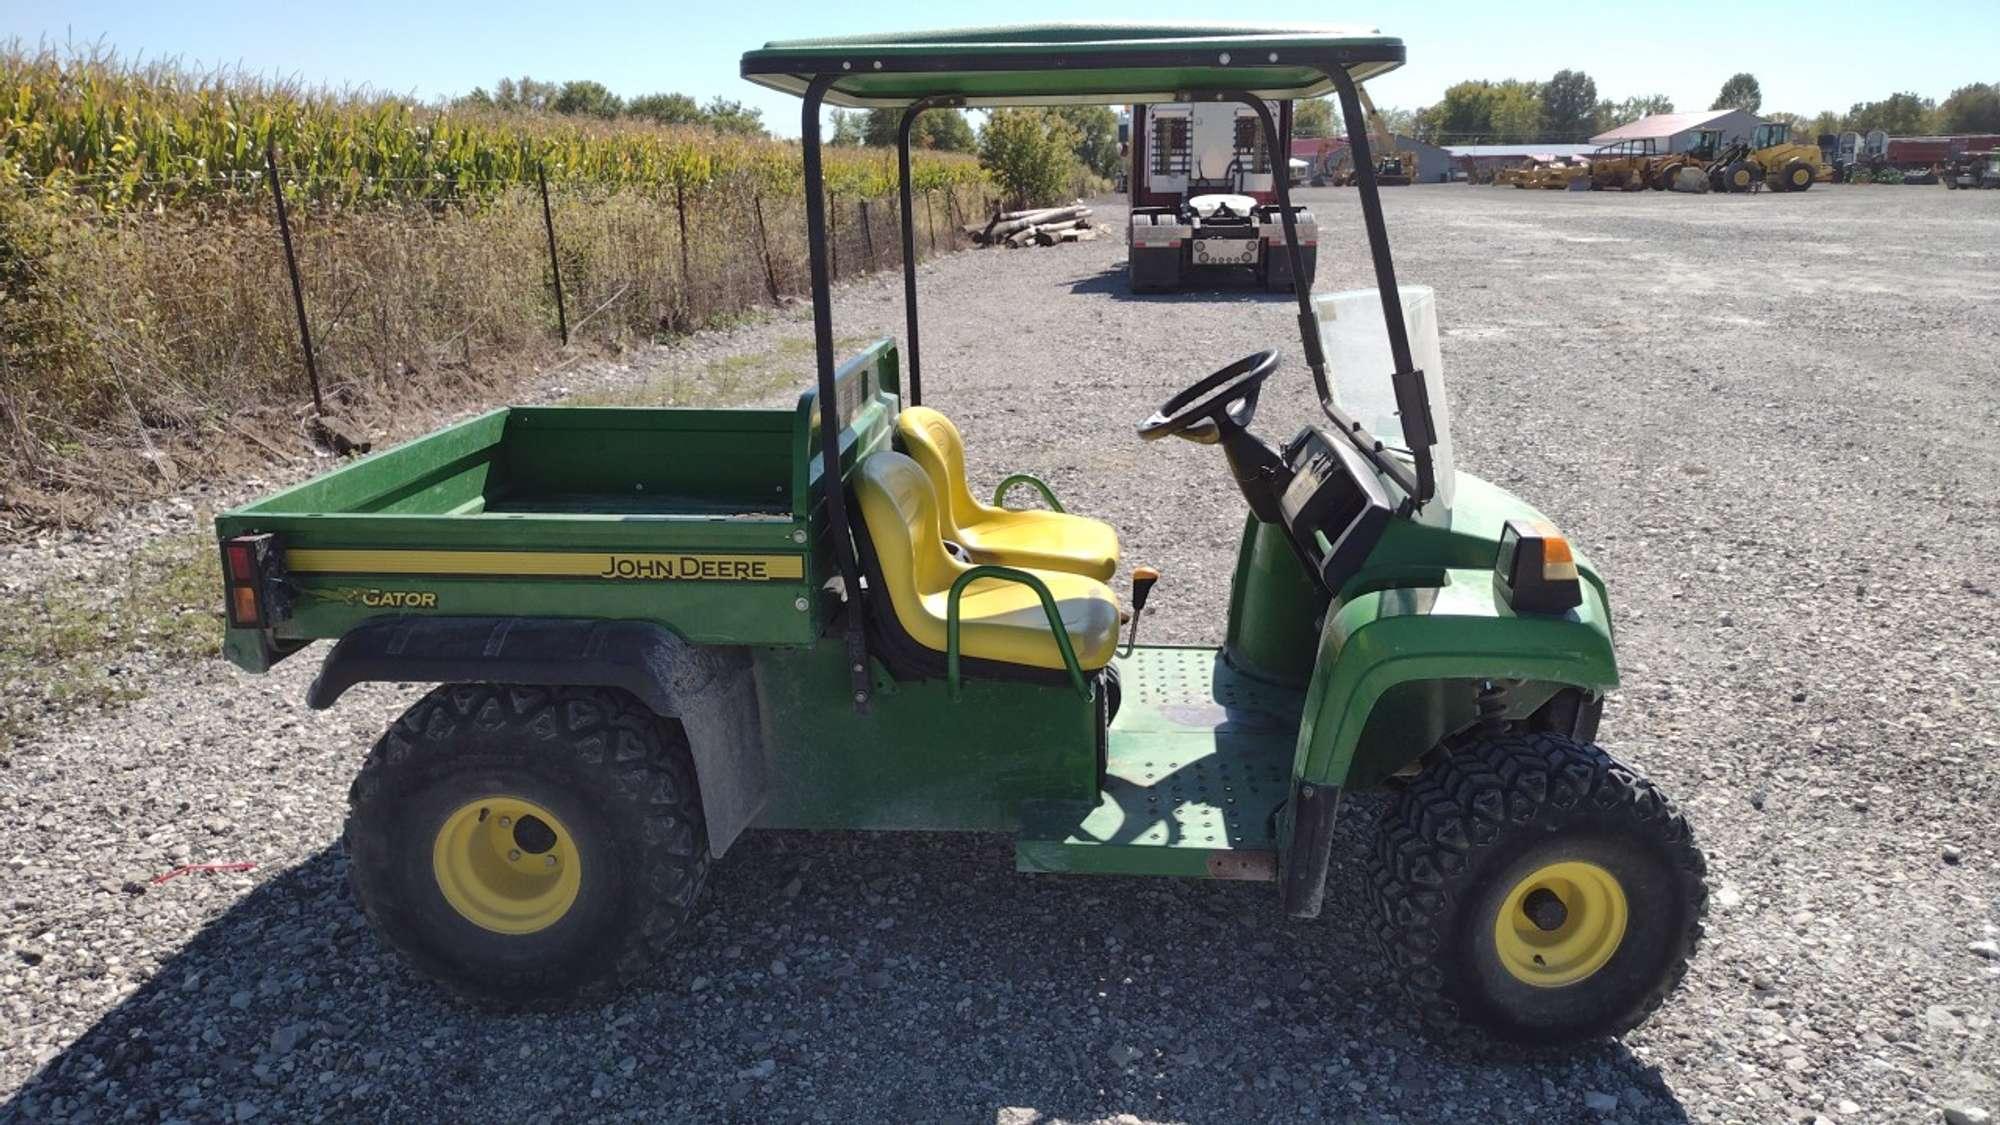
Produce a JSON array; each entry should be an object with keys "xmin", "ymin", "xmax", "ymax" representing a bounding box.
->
[
  {"xmin": 895, "ymin": 406, "xmax": 985, "ymax": 539},
  {"xmin": 853, "ymin": 450, "xmax": 964, "ymax": 617}
]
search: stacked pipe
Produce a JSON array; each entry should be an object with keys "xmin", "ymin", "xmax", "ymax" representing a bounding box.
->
[{"xmin": 964, "ymin": 202, "xmax": 1097, "ymax": 248}]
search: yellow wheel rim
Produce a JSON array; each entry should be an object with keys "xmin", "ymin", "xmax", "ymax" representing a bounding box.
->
[
  {"xmin": 1793, "ymin": 168, "xmax": 1811, "ymax": 187},
  {"xmin": 1493, "ymin": 860, "xmax": 1628, "ymax": 988},
  {"xmin": 431, "ymin": 796, "xmax": 581, "ymax": 934}
]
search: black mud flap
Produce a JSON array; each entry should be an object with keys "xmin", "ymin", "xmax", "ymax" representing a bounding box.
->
[
  {"xmin": 308, "ymin": 615, "xmax": 767, "ymax": 854},
  {"xmin": 1280, "ymin": 782, "xmax": 1342, "ymax": 918}
]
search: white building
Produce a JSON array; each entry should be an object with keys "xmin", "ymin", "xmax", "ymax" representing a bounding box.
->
[{"xmin": 1589, "ymin": 109, "xmax": 1763, "ymax": 153}]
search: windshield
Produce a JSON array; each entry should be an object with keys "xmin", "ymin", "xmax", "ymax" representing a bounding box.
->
[{"xmin": 1313, "ymin": 286, "xmax": 1457, "ymax": 513}]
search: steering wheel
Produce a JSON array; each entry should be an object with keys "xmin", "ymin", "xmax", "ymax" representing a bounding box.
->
[{"xmin": 1136, "ymin": 351, "xmax": 1279, "ymax": 445}]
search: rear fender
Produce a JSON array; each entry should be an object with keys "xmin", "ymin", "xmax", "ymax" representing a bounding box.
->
[
  {"xmin": 307, "ymin": 616, "xmax": 767, "ymax": 855},
  {"xmin": 1278, "ymin": 571, "xmax": 1617, "ymax": 916}
]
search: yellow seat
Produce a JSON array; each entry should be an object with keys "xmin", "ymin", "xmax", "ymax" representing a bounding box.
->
[
  {"xmin": 895, "ymin": 406, "xmax": 1120, "ymax": 582},
  {"xmin": 852, "ymin": 451, "xmax": 1119, "ymax": 673}
]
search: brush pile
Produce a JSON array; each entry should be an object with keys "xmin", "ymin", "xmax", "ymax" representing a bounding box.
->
[{"xmin": 965, "ymin": 202, "xmax": 1097, "ymax": 248}]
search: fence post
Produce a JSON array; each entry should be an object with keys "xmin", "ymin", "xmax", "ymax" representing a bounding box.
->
[
  {"xmin": 828, "ymin": 193, "xmax": 840, "ymax": 280},
  {"xmin": 859, "ymin": 199, "xmax": 878, "ymax": 273},
  {"xmin": 751, "ymin": 192, "xmax": 781, "ymax": 303},
  {"xmin": 673, "ymin": 180, "xmax": 692, "ymax": 331},
  {"xmin": 537, "ymin": 163, "xmax": 569, "ymax": 345},
  {"xmin": 924, "ymin": 190, "xmax": 937, "ymax": 256},
  {"xmin": 263, "ymin": 138, "xmax": 324, "ymax": 416}
]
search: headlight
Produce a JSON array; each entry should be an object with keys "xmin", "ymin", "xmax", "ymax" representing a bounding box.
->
[{"xmin": 1494, "ymin": 519, "xmax": 1582, "ymax": 614}]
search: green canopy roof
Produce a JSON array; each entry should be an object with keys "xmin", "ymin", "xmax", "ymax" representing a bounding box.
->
[{"xmin": 740, "ymin": 22, "xmax": 1404, "ymax": 108}]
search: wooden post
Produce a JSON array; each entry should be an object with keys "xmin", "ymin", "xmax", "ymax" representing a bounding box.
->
[
  {"xmin": 537, "ymin": 162, "xmax": 568, "ymax": 344},
  {"xmin": 673, "ymin": 179, "xmax": 692, "ymax": 330},
  {"xmin": 924, "ymin": 190, "xmax": 938, "ymax": 256},
  {"xmin": 751, "ymin": 192, "xmax": 781, "ymax": 303},
  {"xmin": 263, "ymin": 139, "xmax": 323, "ymax": 416},
  {"xmin": 859, "ymin": 199, "xmax": 878, "ymax": 273}
]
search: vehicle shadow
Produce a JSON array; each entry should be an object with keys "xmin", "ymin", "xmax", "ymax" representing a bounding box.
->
[
  {"xmin": 5, "ymin": 827, "xmax": 1693, "ymax": 1122},
  {"xmin": 1070, "ymin": 263, "xmax": 1304, "ymax": 304}
]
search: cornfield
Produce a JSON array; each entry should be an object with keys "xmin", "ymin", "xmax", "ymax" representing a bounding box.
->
[
  {"xmin": 0, "ymin": 46, "xmax": 993, "ymax": 525},
  {"xmin": 0, "ymin": 44, "xmax": 986, "ymax": 207}
]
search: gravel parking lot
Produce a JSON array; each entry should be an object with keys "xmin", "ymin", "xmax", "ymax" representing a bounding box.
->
[{"xmin": 3, "ymin": 183, "xmax": 1997, "ymax": 1123}]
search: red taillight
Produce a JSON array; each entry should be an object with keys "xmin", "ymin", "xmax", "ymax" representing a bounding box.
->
[{"xmin": 222, "ymin": 533, "xmax": 279, "ymax": 629}]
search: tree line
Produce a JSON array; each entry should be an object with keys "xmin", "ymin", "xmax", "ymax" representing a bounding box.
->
[
  {"xmin": 457, "ymin": 76, "xmax": 768, "ymax": 135},
  {"xmin": 1288, "ymin": 70, "xmax": 2000, "ymax": 146}
]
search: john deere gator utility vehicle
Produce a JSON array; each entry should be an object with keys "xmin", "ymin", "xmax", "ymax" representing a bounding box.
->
[{"xmin": 215, "ymin": 22, "xmax": 1706, "ymax": 1046}]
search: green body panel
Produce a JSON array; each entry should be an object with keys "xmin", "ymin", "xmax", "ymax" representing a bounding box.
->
[
  {"xmin": 1281, "ymin": 468, "xmax": 1619, "ymax": 798},
  {"xmin": 1016, "ymin": 646, "xmax": 1300, "ymax": 878},
  {"xmin": 1294, "ymin": 572, "xmax": 1616, "ymax": 793},
  {"xmin": 752, "ymin": 644, "xmax": 1099, "ymax": 832},
  {"xmin": 1221, "ymin": 515, "xmax": 1329, "ymax": 688},
  {"xmin": 216, "ymin": 342, "xmax": 903, "ymax": 672},
  {"xmin": 740, "ymin": 23, "xmax": 1403, "ymax": 108}
]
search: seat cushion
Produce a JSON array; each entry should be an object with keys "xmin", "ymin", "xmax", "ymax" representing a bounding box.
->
[
  {"xmin": 955, "ymin": 509, "xmax": 1120, "ymax": 582},
  {"xmin": 916, "ymin": 569, "xmax": 1120, "ymax": 672}
]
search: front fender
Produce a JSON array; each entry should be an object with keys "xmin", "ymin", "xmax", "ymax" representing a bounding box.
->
[{"xmin": 1294, "ymin": 569, "xmax": 1618, "ymax": 791}]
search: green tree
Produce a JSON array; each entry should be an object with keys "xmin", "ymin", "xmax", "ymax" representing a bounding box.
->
[
  {"xmin": 859, "ymin": 108, "xmax": 977, "ymax": 152},
  {"xmin": 489, "ymin": 76, "xmax": 557, "ymax": 112},
  {"xmin": 553, "ymin": 80, "xmax": 622, "ymax": 119},
  {"xmin": 1490, "ymin": 82, "xmax": 1543, "ymax": 142},
  {"xmin": 1542, "ymin": 69, "xmax": 1598, "ymax": 140},
  {"xmin": 1052, "ymin": 106, "xmax": 1121, "ymax": 178},
  {"xmin": 1938, "ymin": 82, "xmax": 2000, "ymax": 133},
  {"xmin": 1845, "ymin": 92, "xmax": 1937, "ymax": 135},
  {"xmin": 1414, "ymin": 79, "xmax": 1541, "ymax": 143},
  {"xmin": 1594, "ymin": 94, "xmax": 1674, "ymax": 133},
  {"xmin": 1293, "ymin": 97, "xmax": 1339, "ymax": 138},
  {"xmin": 626, "ymin": 93, "xmax": 703, "ymax": 126},
  {"xmin": 1711, "ymin": 73, "xmax": 1762, "ymax": 114},
  {"xmin": 700, "ymin": 97, "xmax": 765, "ymax": 135},
  {"xmin": 978, "ymin": 108, "xmax": 1083, "ymax": 208},
  {"xmin": 829, "ymin": 110, "xmax": 866, "ymax": 146},
  {"xmin": 1807, "ymin": 110, "xmax": 1843, "ymax": 139}
]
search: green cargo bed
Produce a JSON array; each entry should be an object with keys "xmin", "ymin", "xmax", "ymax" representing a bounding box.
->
[{"xmin": 215, "ymin": 342, "xmax": 902, "ymax": 666}]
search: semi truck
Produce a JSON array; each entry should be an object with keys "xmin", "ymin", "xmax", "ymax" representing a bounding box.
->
[{"xmin": 1126, "ymin": 99, "xmax": 1317, "ymax": 294}]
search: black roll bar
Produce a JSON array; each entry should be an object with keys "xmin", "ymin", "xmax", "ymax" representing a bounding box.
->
[
  {"xmin": 800, "ymin": 75, "xmax": 874, "ymax": 710},
  {"xmin": 896, "ymin": 96, "xmax": 960, "ymax": 406}
]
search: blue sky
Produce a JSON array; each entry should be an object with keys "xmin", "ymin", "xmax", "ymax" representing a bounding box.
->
[{"xmin": 8, "ymin": 0, "xmax": 1996, "ymax": 134}]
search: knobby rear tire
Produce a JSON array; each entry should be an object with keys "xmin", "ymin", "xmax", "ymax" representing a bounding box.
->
[{"xmin": 345, "ymin": 684, "xmax": 710, "ymax": 1007}]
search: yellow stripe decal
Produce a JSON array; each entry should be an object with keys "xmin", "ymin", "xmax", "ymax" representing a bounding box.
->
[{"xmin": 287, "ymin": 549, "xmax": 804, "ymax": 582}]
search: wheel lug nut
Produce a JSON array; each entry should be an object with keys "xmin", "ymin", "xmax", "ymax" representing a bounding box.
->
[
  {"xmin": 508, "ymin": 849, "xmax": 522, "ymax": 861},
  {"xmin": 544, "ymin": 855, "xmax": 558, "ymax": 868},
  {"xmin": 498, "ymin": 816, "xmax": 512, "ymax": 828}
]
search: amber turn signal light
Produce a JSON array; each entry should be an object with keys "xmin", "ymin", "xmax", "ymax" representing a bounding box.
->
[{"xmin": 1494, "ymin": 519, "xmax": 1583, "ymax": 615}]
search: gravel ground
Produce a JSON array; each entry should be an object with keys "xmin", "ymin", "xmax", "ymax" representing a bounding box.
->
[{"xmin": 4, "ymin": 183, "xmax": 1998, "ymax": 1123}]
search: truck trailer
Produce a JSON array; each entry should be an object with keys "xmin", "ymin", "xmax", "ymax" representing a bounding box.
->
[{"xmin": 1126, "ymin": 100, "xmax": 1317, "ymax": 294}]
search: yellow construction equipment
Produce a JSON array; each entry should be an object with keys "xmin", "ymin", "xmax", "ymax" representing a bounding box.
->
[
  {"xmin": 1715, "ymin": 122, "xmax": 1832, "ymax": 193},
  {"xmin": 1587, "ymin": 138, "xmax": 1674, "ymax": 191},
  {"xmin": 1332, "ymin": 84, "xmax": 1416, "ymax": 186},
  {"xmin": 1532, "ymin": 157, "xmax": 1592, "ymax": 190}
]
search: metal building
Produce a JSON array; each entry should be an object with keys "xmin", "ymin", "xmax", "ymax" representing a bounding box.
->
[{"xmin": 1589, "ymin": 109, "xmax": 1763, "ymax": 153}]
